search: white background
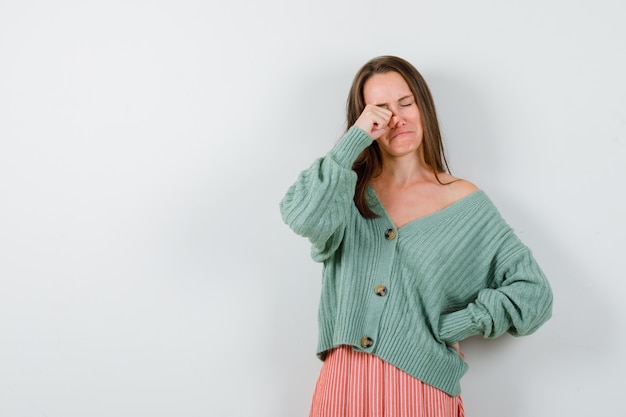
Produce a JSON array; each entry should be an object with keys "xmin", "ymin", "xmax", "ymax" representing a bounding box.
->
[{"xmin": 1, "ymin": 0, "xmax": 624, "ymax": 416}]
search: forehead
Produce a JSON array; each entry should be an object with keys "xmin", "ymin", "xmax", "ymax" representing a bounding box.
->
[{"xmin": 363, "ymin": 71, "xmax": 413, "ymax": 104}]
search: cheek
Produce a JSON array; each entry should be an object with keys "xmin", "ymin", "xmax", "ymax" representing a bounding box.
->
[
  {"xmin": 406, "ymin": 107, "xmax": 421, "ymax": 123},
  {"xmin": 410, "ymin": 114, "xmax": 423, "ymax": 129},
  {"xmin": 408, "ymin": 113, "xmax": 418, "ymax": 126}
]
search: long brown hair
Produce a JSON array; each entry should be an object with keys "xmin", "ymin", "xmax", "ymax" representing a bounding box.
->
[{"xmin": 348, "ymin": 55, "xmax": 451, "ymax": 218}]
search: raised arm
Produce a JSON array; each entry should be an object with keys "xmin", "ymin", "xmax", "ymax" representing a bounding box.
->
[{"xmin": 279, "ymin": 126, "xmax": 372, "ymax": 261}]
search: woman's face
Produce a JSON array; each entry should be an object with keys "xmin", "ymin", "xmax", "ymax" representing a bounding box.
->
[{"xmin": 363, "ymin": 71, "xmax": 424, "ymax": 158}]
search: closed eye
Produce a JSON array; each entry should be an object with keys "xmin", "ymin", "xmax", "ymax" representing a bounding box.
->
[{"xmin": 398, "ymin": 95, "xmax": 414, "ymax": 107}]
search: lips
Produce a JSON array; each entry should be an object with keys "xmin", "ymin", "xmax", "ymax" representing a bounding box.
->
[{"xmin": 391, "ymin": 130, "xmax": 412, "ymax": 139}]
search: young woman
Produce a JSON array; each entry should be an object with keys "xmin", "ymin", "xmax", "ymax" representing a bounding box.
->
[{"xmin": 280, "ymin": 55, "xmax": 553, "ymax": 417}]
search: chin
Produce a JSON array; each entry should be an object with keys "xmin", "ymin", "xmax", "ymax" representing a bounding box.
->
[{"xmin": 389, "ymin": 141, "xmax": 421, "ymax": 153}]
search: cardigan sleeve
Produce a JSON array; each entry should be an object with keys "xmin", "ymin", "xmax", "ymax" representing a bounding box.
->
[
  {"xmin": 280, "ymin": 126, "xmax": 372, "ymax": 262},
  {"xmin": 438, "ymin": 229, "xmax": 553, "ymax": 343}
]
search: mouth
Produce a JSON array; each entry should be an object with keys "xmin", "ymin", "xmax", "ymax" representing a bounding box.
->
[{"xmin": 390, "ymin": 130, "xmax": 412, "ymax": 139}]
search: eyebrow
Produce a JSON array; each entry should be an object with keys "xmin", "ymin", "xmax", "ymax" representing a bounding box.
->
[{"xmin": 374, "ymin": 95, "xmax": 414, "ymax": 107}]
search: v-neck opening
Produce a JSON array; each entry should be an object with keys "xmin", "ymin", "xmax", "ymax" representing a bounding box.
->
[{"xmin": 367, "ymin": 185, "xmax": 484, "ymax": 230}]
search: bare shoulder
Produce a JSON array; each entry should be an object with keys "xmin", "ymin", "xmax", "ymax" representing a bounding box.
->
[{"xmin": 438, "ymin": 173, "xmax": 480, "ymax": 201}]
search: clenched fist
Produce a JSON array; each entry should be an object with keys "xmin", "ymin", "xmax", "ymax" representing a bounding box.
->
[{"xmin": 354, "ymin": 104, "xmax": 394, "ymax": 140}]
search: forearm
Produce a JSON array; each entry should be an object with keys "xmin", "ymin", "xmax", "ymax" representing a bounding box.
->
[
  {"xmin": 439, "ymin": 246, "xmax": 553, "ymax": 343},
  {"xmin": 280, "ymin": 127, "xmax": 372, "ymax": 250}
]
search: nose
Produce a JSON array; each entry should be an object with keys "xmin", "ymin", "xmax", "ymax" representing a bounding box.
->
[{"xmin": 389, "ymin": 114, "xmax": 405, "ymax": 128}]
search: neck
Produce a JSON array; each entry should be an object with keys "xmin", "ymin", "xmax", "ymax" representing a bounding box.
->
[{"xmin": 378, "ymin": 153, "xmax": 431, "ymax": 186}]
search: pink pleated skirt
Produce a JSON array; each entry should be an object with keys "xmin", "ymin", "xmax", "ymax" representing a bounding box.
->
[{"xmin": 309, "ymin": 345, "xmax": 464, "ymax": 417}]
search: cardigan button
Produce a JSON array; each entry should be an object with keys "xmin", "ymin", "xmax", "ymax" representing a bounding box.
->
[
  {"xmin": 360, "ymin": 336, "xmax": 374, "ymax": 348},
  {"xmin": 374, "ymin": 285, "xmax": 387, "ymax": 297},
  {"xmin": 384, "ymin": 228, "xmax": 397, "ymax": 240}
]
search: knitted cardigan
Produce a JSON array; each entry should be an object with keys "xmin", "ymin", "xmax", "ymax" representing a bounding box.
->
[{"xmin": 280, "ymin": 126, "xmax": 553, "ymax": 396}]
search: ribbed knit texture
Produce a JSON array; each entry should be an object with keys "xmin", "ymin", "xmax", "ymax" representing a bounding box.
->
[{"xmin": 280, "ymin": 126, "xmax": 553, "ymax": 396}]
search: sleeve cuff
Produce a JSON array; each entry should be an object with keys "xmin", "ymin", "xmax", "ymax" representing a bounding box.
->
[
  {"xmin": 328, "ymin": 126, "xmax": 373, "ymax": 168},
  {"xmin": 439, "ymin": 308, "xmax": 484, "ymax": 343}
]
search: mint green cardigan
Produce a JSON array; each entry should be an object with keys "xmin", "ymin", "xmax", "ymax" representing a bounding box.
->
[{"xmin": 280, "ymin": 126, "xmax": 553, "ymax": 396}]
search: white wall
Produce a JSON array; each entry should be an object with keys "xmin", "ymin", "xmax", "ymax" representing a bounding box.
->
[{"xmin": 1, "ymin": 0, "xmax": 624, "ymax": 416}]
